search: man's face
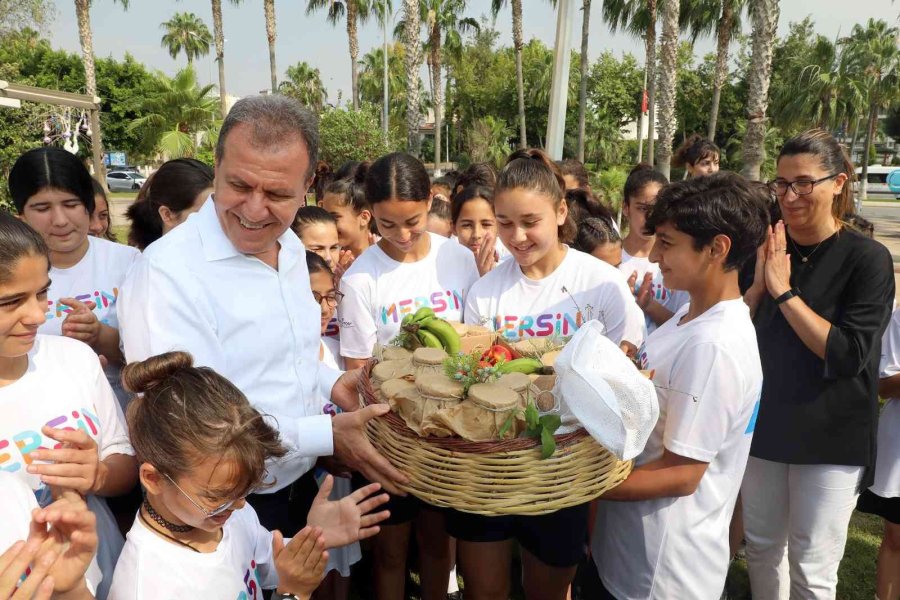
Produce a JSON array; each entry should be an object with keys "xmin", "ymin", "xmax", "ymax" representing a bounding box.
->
[{"xmin": 214, "ymin": 123, "xmax": 312, "ymax": 261}]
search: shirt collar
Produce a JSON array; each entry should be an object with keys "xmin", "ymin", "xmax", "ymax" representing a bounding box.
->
[{"xmin": 196, "ymin": 194, "xmax": 305, "ymax": 270}]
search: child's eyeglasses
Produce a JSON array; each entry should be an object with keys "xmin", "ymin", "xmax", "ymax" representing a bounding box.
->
[
  {"xmin": 164, "ymin": 473, "xmax": 244, "ymax": 518},
  {"xmin": 313, "ymin": 291, "xmax": 344, "ymax": 308}
]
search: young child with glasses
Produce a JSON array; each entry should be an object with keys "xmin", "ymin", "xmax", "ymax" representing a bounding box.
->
[{"xmin": 107, "ymin": 351, "xmax": 390, "ymax": 600}]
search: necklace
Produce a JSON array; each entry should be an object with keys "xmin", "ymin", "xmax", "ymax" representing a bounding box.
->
[
  {"xmin": 138, "ymin": 509, "xmax": 201, "ymax": 553},
  {"xmin": 142, "ymin": 497, "xmax": 194, "ymax": 533},
  {"xmin": 789, "ymin": 234, "xmax": 828, "ymax": 263}
]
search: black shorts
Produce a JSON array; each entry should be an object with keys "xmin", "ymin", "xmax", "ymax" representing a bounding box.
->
[
  {"xmin": 445, "ymin": 503, "xmax": 590, "ymax": 568},
  {"xmin": 247, "ymin": 469, "xmax": 319, "ymax": 537},
  {"xmin": 857, "ymin": 488, "xmax": 900, "ymax": 524}
]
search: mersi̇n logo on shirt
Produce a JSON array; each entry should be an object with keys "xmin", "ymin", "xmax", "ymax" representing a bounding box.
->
[
  {"xmin": 237, "ymin": 559, "xmax": 262, "ymax": 599},
  {"xmin": 493, "ymin": 310, "xmax": 583, "ymax": 339},
  {"xmin": 45, "ymin": 288, "xmax": 119, "ymax": 321},
  {"xmin": 380, "ymin": 289, "xmax": 465, "ymax": 324},
  {"xmin": 0, "ymin": 408, "xmax": 101, "ymax": 476}
]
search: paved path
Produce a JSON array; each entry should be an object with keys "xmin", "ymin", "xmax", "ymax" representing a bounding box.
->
[{"xmin": 861, "ymin": 202, "xmax": 900, "ymax": 298}]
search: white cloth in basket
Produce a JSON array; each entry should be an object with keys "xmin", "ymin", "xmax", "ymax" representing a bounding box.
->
[{"xmin": 553, "ymin": 320, "xmax": 658, "ymax": 460}]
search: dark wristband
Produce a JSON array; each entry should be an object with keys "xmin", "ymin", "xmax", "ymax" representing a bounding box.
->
[{"xmin": 774, "ymin": 289, "xmax": 798, "ymax": 305}]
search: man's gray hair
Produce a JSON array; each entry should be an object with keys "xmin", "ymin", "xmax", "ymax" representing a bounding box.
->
[{"xmin": 215, "ymin": 95, "xmax": 319, "ymax": 178}]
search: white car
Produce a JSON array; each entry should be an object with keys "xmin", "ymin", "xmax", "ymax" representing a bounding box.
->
[
  {"xmin": 107, "ymin": 170, "xmax": 147, "ymax": 192},
  {"xmin": 855, "ymin": 165, "xmax": 900, "ymax": 200}
]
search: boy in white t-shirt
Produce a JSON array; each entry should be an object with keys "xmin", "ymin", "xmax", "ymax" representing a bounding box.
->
[{"xmin": 591, "ymin": 172, "xmax": 770, "ymax": 599}]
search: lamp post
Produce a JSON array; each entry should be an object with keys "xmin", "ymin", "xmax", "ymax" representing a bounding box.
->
[{"xmin": 545, "ymin": 0, "xmax": 575, "ymax": 160}]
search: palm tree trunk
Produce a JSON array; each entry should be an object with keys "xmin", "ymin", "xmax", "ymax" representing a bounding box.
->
[
  {"xmin": 264, "ymin": 0, "xmax": 277, "ymax": 93},
  {"xmin": 212, "ymin": 0, "xmax": 227, "ymax": 117},
  {"xmin": 850, "ymin": 114, "xmax": 862, "ymax": 159},
  {"xmin": 75, "ymin": 0, "xmax": 105, "ymax": 183},
  {"xmin": 654, "ymin": 0, "xmax": 679, "ymax": 179},
  {"xmin": 512, "ymin": 0, "xmax": 527, "ymax": 148},
  {"xmin": 402, "ymin": 0, "xmax": 422, "ymax": 157},
  {"xmin": 431, "ymin": 27, "xmax": 443, "ymax": 176},
  {"xmin": 741, "ymin": 0, "xmax": 780, "ymax": 181},
  {"xmin": 576, "ymin": 0, "xmax": 591, "ymax": 163},
  {"xmin": 707, "ymin": 0, "xmax": 733, "ymax": 140},
  {"xmin": 860, "ymin": 97, "xmax": 878, "ymax": 202},
  {"xmin": 646, "ymin": 0, "xmax": 657, "ymax": 165},
  {"xmin": 348, "ymin": 2, "xmax": 361, "ymax": 110}
]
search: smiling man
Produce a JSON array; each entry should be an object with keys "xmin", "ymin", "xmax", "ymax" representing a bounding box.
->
[{"xmin": 118, "ymin": 95, "xmax": 406, "ymax": 538}]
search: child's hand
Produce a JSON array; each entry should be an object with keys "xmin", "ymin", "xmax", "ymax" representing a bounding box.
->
[
  {"xmin": 0, "ymin": 539, "xmax": 57, "ymax": 600},
  {"xmin": 272, "ymin": 527, "xmax": 328, "ymax": 600},
  {"xmin": 333, "ymin": 249, "xmax": 355, "ymax": 283},
  {"xmin": 31, "ymin": 491, "xmax": 98, "ymax": 594},
  {"xmin": 59, "ymin": 298, "xmax": 100, "ymax": 348},
  {"xmin": 306, "ymin": 475, "xmax": 390, "ymax": 549},
  {"xmin": 475, "ymin": 231, "xmax": 498, "ymax": 277},
  {"xmin": 626, "ymin": 271, "xmax": 655, "ymax": 310},
  {"xmin": 27, "ymin": 427, "xmax": 104, "ymax": 495}
]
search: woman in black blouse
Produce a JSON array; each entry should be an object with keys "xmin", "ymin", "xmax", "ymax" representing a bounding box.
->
[{"xmin": 742, "ymin": 129, "xmax": 894, "ymax": 598}]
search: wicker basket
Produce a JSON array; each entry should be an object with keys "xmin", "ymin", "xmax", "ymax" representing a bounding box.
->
[{"xmin": 359, "ymin": 360, "xmax": 634, "ymax": 515}]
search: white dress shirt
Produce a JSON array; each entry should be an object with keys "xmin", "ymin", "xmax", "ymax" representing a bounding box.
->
[{"xmin": 119, "ymin": 197, "xmax": 341, "ymax": 492}]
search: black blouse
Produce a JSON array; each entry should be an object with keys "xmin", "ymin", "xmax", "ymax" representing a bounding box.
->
[{"xmin": 751, "ymin": 228, "xmax": 894, "ymax": 471}]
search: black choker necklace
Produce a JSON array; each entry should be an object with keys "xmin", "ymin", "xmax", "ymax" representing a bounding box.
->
[{"xmin": 143, "ymin": 497, "xmax": 194, "ymax": 533}]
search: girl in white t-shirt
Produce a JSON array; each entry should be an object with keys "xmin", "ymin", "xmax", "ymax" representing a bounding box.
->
[
  {"xmin": 338, "ymin": 152, "xmax": 478, "ymax": 600},
  {"xmin": 0, "ymin": 473, "xmax": 100, "ymax": 600},
  {"xmin": 458, "ymin": 149, "xmax": 644, "ymax": 600},
  {"xmin": 322, "ymin": 163, "xmax": 375, "ymax": 277},
  {"xmin": 108, "ymin": 351, "xmax": 390, "ymax": 600},
  {"xmin": 294, "ymin": 207, "xmax": 342, "ymax": 273},
  {"xmin": 0, "ymin": 212, "xmax": 138, "ymax": 599},
  {"xmin": 9, "ymin": 148, "xmax": 141, "ymax": 408},
  {"xmin": 451, "ymin": 178, "xmax": 504, "ymax": 277},
  {"xmin": 618, "ymin": 164, "xmax": 689, "ymax": 333}
]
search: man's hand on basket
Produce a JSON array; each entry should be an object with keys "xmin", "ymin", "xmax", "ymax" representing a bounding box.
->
[{"xmin": 332, "ymin": 405, "xmax": 409, "ymax": 496}]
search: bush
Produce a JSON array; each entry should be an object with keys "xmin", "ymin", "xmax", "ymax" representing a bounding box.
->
[
  {"xmin": 596, "ymin": 166, "xmax": 629, "ymax": 213},
  {"xmin": 318, "ymin": 104, "xmax": 403, "ymax": 167}
]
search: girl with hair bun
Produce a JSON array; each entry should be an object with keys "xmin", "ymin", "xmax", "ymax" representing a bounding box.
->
[
  {"xmin": 108, "ymin": 350, "xmax": 390, "ymax": 600},
  {"xmin": 674, "ymin": 134, "xmax": 720, "ymax": 178},
  {"xmin": 322, "ymin": 161, "xmax": 375, "ymax": 263},
  {"xmin": 338, "ymin": 152, "xmax": 478, "ymax": 600},
  {"xmin": 0, "ymin": 210, "xmax": 137, "ymax": 599},
  {"xmin": 457, "ymin": 149, "xmax": 644, "ymax": 599},
  {"xmin": 618, "ymin": 164, "xmax": 690, "ymax": 332}
]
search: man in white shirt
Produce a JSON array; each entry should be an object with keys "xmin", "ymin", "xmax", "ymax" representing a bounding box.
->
[
  {"xmin": 590, "ymin": 172, "xmax": 770, "ymax": 599},
  {"xmin": 119, "ymin": 95, "xmax": 406, "ymax": 536}
]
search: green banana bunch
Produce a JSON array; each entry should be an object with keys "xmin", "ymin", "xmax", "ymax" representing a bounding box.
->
[
  {"xmin": 497, "ymin": 357, "xmax": 544, "ymax": 375},
  {"xmin": 418, "ymin": 317, "xmax": 461, "ymax": 354}
]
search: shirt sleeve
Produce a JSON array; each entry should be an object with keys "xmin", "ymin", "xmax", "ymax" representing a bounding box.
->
[
  {"xmin": 824, "ymin": 243, "xmax": 896, "ymax": 379},
  {"xmin": 663, "ymin": 342, "xmax": 745, "ymax": 463},
  {"xmin": 592, "ymin": 276, "xmax": 646, "ymax": 348},
  {"xmin": 881, "ymin": 309, "xmax": 900, "ymax": 378},
  {"xmin": 119, "ymin": 256, "xmax": 225, "ymax": 370},
  {"xmin": 337, "ymin": 276, "xmax": 378, "ymax": 359}
]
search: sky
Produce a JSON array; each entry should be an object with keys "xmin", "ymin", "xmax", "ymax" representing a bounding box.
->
[{"xmin": 42, "ymin": 0, "xmax": 898, "ymax": 102}]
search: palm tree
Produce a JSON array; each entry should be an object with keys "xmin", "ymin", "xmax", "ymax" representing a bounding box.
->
[
  {"xmin": 772, "ymin": 36, "xmax": 843, "ymax": 130},
  {"xmin": 372, "ymin": 0, "xmax": 394, "ymax": 134},
  {"xmin": 844, "ymin": 19, "xmax": 900, "ymax": 200},
  {"xmin": 740, "ymin": 0, "xmax": 780, "ymax": 181},
  {"xmin": 359, "ymin": 42, "xmax": 428, "ymax": 129},
  {"xmin": 576, "ymin": 0, "xmax": 592, "ymax": 163},
  {"xmin": 491, "ymin": 0, "xmax": 527, "ymax": 147},
  {"xmin": 420, "ymin": 0, "xmax": 479, "ymax": 175},
  {"xmin": 654, "ymin": 0, "xmax": 679, "ymax": 178},
  {"xmin": 401, "ymin": 0, "xmax": 422, "ymax": 156},
  {"xmin": 210, "ymin": 0, "xmax": 244, "ymax": 118},
  {"xmin": 74, "ymin": 0, "xmax": 129, "ymax": 181},
  {"xmin": 679, "ymin": 0, "xmax": 745, "ymax": 139},
  {"xmin": 160, "ymin": 12, "xmax": 213, "ymax": 66},
  {"xmin": 467, "ymin": 116, "xmax": 512, "ymax": 168},
  {"xmin": 129, "ymin": 67, "xmax": 219, "ymax": 159},
  {"xmin": 306, "ymin": 0, "xmax": 373, "ymax": 110},
  {"xmin": 263, "ymin": 0, "xmax": 278, "ymax": 93},
  {"xmin": 279, "ymin": 62, "xmax": 328, "ymax": 113},
  {"xmin": 602, "ymin": 0, "xmax": 658, "ymax": 163}
]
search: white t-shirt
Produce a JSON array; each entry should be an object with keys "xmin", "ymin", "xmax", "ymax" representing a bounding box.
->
[
  {"xmin": 874, "ymin": 307, "xmax": 900, "ymax": 498},
  {"xmin": 338, "ymin": 233, "xmax": 479, "ymax": 358},
  {"xmin": 108, "ymin": 505, "xmax": 278, "ymax": 599},
  {"xmin": 592, "ymin": 298, "xmax": 762, "ymax": 599},
  {"xmin": 618, "ymin": 249, "xmax": 690, "ymax": 333},
  {"xmin": 320, "ymin": 336, "xmax": 344, "ymax": 372},
  {"xmin": 40, "ymin": 236, "xmax": 140, "ymax": 408},
  {"xmin": 464, "ymin": 247, "xmax": 645, "ymax": 347},
  {"xmin": 0, "ymin": 335, "xmax": 133, "ymax": 600}
]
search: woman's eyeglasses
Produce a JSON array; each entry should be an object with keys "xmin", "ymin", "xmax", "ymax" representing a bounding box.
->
[
  {"xmin": 313, "ymin": 291, "xmax": 344, "ymax": 308},
  {"xmin": 767, "ymin": 173, "xmax": 840, "ymax": 197},
  {"xmin": 164, "ymin": 474, "xmax": 243, "ymax": 518}
]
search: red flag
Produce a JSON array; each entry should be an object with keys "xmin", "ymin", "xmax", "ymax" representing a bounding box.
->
[{"xmin": 641, "ymin": 89, "xmax": 649, "ymax": 114}]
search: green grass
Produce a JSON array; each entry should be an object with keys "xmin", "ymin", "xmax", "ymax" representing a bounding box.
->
[
  {"xmin": 725, "ymin": 511, "xmax": 881, "ymax": 599},
  {"xmin": 108, "ymin": 191, "xmax": 137, "ymax": 200}
]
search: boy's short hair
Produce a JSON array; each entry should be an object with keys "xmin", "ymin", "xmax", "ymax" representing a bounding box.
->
[{"xmin": 645, "ymin": 171, "xmax": 770, "ymax": 271}]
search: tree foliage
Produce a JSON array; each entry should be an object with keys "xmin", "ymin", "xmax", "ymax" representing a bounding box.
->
[{"xmin": 318, "ymin": 105, "xmax": 403, "ymax": 167}]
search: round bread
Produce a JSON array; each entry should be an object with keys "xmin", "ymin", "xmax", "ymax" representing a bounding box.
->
[
  {"xmin": 372, "ymin": 359, "xmax": 413, "ymax": 384},
  {"xmin": 496, "ymin": 372, "xmax": 531, "ymax": 392},
  {"xmin": 467, "ymin": 383, "xmax": 519, "ymax": 411}
]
